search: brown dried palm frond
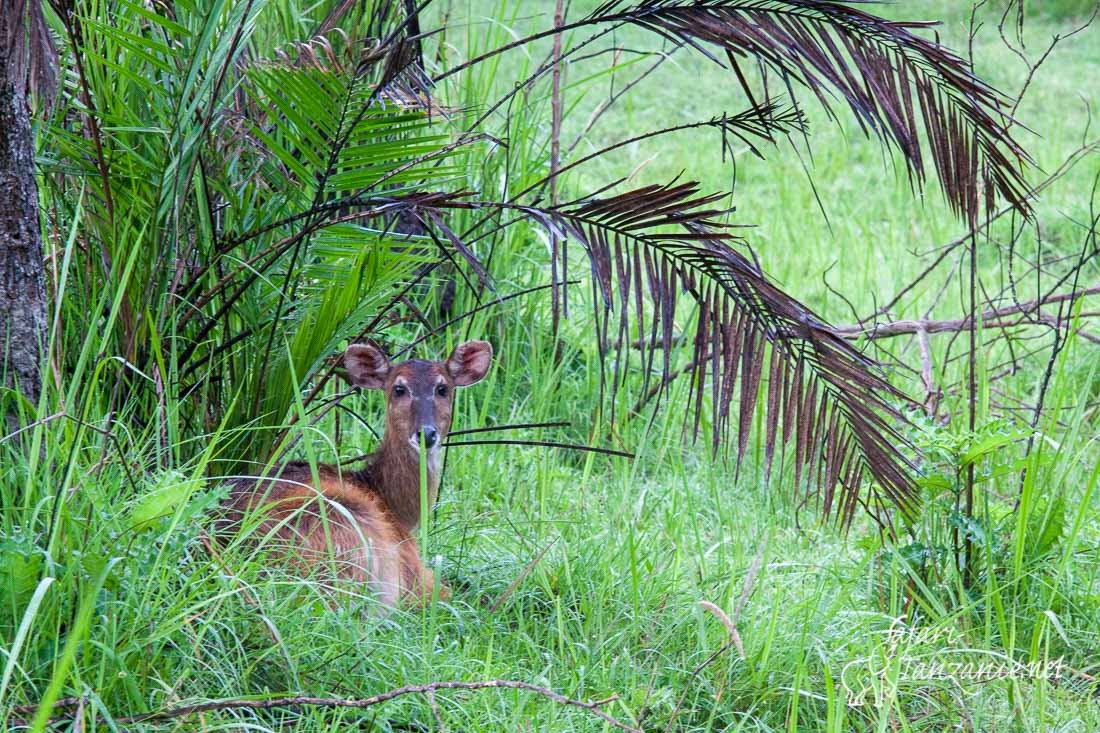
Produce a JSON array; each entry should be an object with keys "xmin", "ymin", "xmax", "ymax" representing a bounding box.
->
[
  {"xmin": 454, "ymin": 0, "xmax": 1032, "ymax": 223},
  {"xmin": 590, "ymin": 0, "xmax": 1032, "ymax": 221},
  {"xmin": 436, "ymin": 0, "xmax": 1039, "ymax": 526},
  {"xmin": 504, "ymin": 181, "xmax": 920, "ymax": 528}
]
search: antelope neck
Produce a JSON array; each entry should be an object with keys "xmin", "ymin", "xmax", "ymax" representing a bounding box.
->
[{"xmin": 355, "ymin": 433, "xmax": 440, "ymax": 533}]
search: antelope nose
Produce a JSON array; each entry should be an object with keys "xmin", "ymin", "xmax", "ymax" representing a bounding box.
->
[{"xmin": 419, "ymin": 427, "xmax": 439, "ymax": 448}]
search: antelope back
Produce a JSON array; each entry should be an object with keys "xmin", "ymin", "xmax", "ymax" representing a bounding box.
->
[{"xmin": 222, "ymin": 465, "xmax": 407, "ymax": 604}]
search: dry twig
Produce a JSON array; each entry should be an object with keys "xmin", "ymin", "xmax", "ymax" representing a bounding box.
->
[
  {"xmin": 21, "ymin": 680, "xmax": 640, "ymax": 732},
  {"xmin": 838, "ymin": 284, "xmax": 1100, "ymax": 341},
  {"xmin": 488, "ymin": 537, "xmax": 559, "ymax": 614}
]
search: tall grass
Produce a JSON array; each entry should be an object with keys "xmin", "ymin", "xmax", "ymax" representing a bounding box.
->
[{"xmin": 2, "ymin": 0, "xmax": 1098, "ymax": 731}]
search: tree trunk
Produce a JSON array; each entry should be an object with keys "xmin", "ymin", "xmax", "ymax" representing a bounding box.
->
[{"xmin": 0, "ymin": 8, "xmax": 48, "ymax": 411}]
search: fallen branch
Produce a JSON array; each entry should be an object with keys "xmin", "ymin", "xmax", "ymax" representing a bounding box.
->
[
  {"xmin": 840, "ymin": 284, "xmax": 1100, "ymax": 341},
  {"xmin": 26, "ymin": 680, "xmax": 640, "ymax": 731}
]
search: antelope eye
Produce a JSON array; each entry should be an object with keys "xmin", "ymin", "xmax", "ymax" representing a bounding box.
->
[
  {"xmin": 393, "ymin": 384, "xmax": 408, "ymax": 397},
  {"xmin": 435, "ymin": 384, "xmax": 449, "ymax": 398}
]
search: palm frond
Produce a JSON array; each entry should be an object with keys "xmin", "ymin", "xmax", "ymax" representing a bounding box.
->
[
  {"xmin": 38, "ymin": 0, "xmax": 455, "ymax": 466},
  {"xmin": 585, "ymin": 0, "xmax": 1031, "ymax": 222},
  {"xmin": 444, "ymin": 0, "xmax": 1032, "ymax": 222},
  {"xmin": 512, "ymin": 181, "xmax": 919, "ymax": 528}
]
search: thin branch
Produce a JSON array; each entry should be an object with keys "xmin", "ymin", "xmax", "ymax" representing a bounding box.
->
[
  {"xmin": 1, "ymin": 410, "xmax": 142, "ymax": 499},
  {"xmin": 550, "ymin": 0, "xmax": 567, "ymax": 330},
  {"xmin": 632, "ymin": 352, "xmax": 709, "ymax": 415},
  {"xmin": 565, "ymin": 45, "xmax": 678, "ymax": 157},
  {"xmin": 1008, "ymin": 6, "xmax": 1097, "ymax": 118},
  {"xmin": 915, "ymin": 326, "xmax": 939, "ymax": 419},
  {"xmin": 442, "ymin": 439, "xmax": 634, "ymax": 459},
  {"xmin": 27, "ymin": 680, "xmax": 640, "ymax": 732},
  {"xmin": 662, "ymin": 639, "xmax": 736, "ymax": 733},
  {"xmin": 839, "ymin": 284, "xmax": 1100, "ymax": 340},
  {"xmin": 448, "ymin": 421, "xmax": 571, "ymax": 437},
  {"xmin": 488, "ymin": 537, "xmax": 560, "ymax": 614}
]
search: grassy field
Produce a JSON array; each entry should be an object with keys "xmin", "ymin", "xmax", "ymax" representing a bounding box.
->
[{"xmin": 2, "ymin": 1, "xmax": 1099, "ymax": 731}]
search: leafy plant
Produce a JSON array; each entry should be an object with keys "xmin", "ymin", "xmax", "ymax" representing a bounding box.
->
[
  {"xmin": 2, "ymin": 2, "xmax": 1097, "ymax": 729},
  {"xmin": 31, "ymin": 0, "xmax": 1038, "ymax": 531}
]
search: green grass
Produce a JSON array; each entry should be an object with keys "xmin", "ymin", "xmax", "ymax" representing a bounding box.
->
[{"xmin": 3, "ymin": 1, "xmax": 1099, "ymax": 731}]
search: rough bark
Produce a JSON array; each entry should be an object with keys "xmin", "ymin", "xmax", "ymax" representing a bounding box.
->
[{"xmin": 0, "ymin": 7, "xmax": 48, "ymax": 409}]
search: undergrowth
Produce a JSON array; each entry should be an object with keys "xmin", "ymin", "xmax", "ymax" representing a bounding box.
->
[{"xmin": 1, "ymin": 1, "xmax": 1098, "ymax": 731}]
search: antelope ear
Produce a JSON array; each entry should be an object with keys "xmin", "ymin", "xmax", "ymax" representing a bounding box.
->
[
  {"xmin": 445, "ymin": 341, "xmax": 492, "ymax": 386},
  {"xmin": 344, "ymin": 343, "xmax": 390, "ymax": 389}
]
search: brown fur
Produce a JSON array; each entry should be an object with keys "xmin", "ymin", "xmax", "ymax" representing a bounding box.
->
[{"xmin": 219, "ymin": 341, "xmax": 492, "ymax": 608}]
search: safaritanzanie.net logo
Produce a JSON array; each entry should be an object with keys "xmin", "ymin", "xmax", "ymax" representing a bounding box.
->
[{"xmin": 841, "ymin": 618, "xmax": 1065, "ymax": 707}]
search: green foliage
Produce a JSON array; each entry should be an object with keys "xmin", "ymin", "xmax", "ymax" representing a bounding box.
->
[
  {"xmin": 37, "ymin": 0, "xmax": 455, "ymax": 472},
  {"xmin": 1, "ymin": 0, "xmax": 1097, "ymax": 730},
  {"xmin": 1038, "ymin": 0, "xmax": 1099, "ymax": 20},
  {"xmin": 883, "ymin": 418, "xmax": 1057, "ymax": 610}
]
